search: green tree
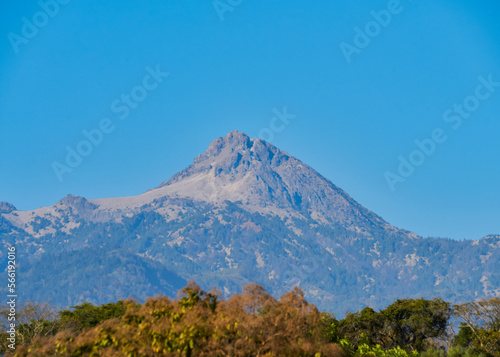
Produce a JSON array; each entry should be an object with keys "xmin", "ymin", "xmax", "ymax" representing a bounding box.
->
[
  {"xmin": 331, "ymin": 298, "xmax": 451, "ymax": 353},
  {"xmin": 336, "ymin": 306, "xmax": 385, "ymax": 348},
  {"xmin": 59, "ymin": 300, "xmax": 136, "ymax": 332},
  {"xmin": 381, "ymin": 298, "xmax": 451, "ymax": 352}
]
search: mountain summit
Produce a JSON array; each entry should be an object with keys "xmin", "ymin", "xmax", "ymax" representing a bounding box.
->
[
  {"xmin": 1, "ymin": 131, "xmax": 498, "ymax": 314},
  {"xmin": 152, "ymin": 130, "xmax": 409, "ymax": 238}
]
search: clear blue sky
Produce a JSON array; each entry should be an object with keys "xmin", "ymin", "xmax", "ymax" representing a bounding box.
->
[{"xmin": 1, "ymin": 0, "xmax": 499, "ymax": 240}]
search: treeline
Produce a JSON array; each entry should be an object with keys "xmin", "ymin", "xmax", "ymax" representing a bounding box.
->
[{"xmin": 1, "ymin": 283, "xmax": 499, "ymax": 356}]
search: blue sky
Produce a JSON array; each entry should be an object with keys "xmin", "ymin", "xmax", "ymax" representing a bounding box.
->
[{"xmin": 1, "ymin": 0, "xmax": 499, "ymax": 240}]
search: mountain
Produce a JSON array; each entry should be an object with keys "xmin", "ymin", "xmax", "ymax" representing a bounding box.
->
[{"xmin": 1, "ymin": 131, "xmax": 499, "ymax": 315}]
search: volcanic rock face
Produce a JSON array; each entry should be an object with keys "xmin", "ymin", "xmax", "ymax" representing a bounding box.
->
[
  {"xmin": 156, "ymin": 131, "xmax": 407, "ymax": 237},
  {"xmin": 1, "ymin": 131, "xmax": 498, "ymax": 314}
]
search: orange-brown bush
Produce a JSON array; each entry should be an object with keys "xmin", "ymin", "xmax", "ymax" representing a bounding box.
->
[{"xmin": 14, "ymin": 283, "xmax": 347, "ymax": 357}]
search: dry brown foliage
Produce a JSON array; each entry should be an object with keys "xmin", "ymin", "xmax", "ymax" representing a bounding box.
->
[{"xmin": 14, "ymin": 282, "xmax": 347, "ymax": 357}]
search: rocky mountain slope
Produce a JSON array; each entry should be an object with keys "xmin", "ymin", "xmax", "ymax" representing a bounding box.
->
[{"xmin": 1, "ymin": 131, "xmax": 499, "ymax": 315}]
